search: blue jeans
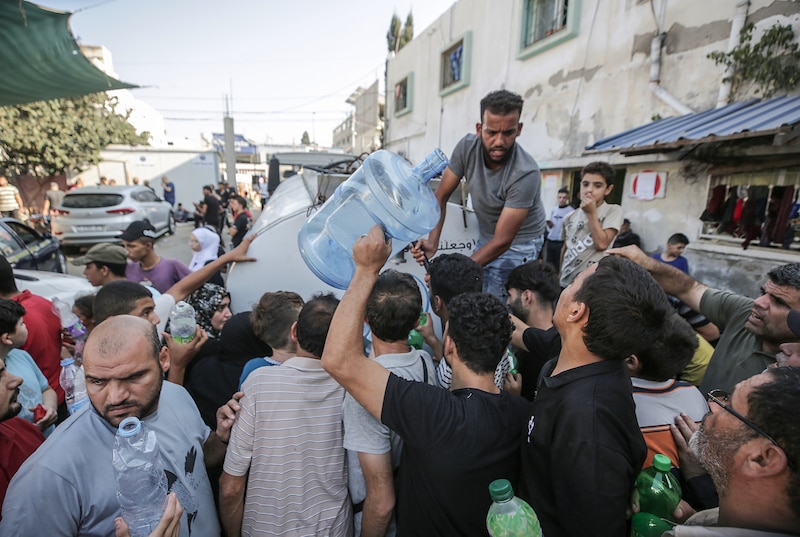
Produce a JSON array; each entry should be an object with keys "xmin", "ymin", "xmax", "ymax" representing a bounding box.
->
[{"xmin": 476, "ymin": 236, "xmax": 545, "ymax": 302}]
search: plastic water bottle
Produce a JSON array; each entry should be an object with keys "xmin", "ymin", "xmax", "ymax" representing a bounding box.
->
[
  {"xmin": 169, "ymin": 301, "xmax": 196, "ymax": 344},
  {"xmin": 632, "ymin": 454, "xmax": 682, "ymax": 536},
  {"xmin": 112, "ymin": 417, "xmax": 168, "ymax": 537},
  {"xmin": 59, "ymin": 358, "xmax": 89, "ymax": 414},
  {"xmin": 486, "ymin": 478, "xmax": 542, "ymax": 537},
  {"xmin": 407, "ymin": 312, "xmax": 427, "ymax": 350},
  {"xmin": 52, "ymin": 297, "xmax": 87, "ymax": 340},
  {"xmin": 298, "ymin": 149, "xmax": 448, "ymax": 289}
]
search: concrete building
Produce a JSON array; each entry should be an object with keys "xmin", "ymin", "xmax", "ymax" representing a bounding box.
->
[
  {"xmin": 385, "ymin": 0, "xmax": 800, "ymax": 295},
  {"xmin": 332, "ymin": 80, "xmax": 385, "ymax": 154}
]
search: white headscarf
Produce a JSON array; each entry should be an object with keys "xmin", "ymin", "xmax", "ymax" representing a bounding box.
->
[{"xmin": 188, "ymin": 227, "xmax": 220, "ymax": 271}]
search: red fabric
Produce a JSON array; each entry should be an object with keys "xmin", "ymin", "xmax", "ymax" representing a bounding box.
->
[
  {"xmin": 733, "ymin": 197, "xmax": 744, "ymax": 224},
  {"xmin": 13, "ymin": 291, "xmax": 64, "ymax": 404},
  {"xmin": 0, "ymin": 418, "xmax": 44, "ymax": 516}
]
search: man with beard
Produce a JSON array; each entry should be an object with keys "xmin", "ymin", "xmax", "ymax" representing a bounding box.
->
[
  {"xmin": 609, "ymin": 246, "xmax": 800, "ymax": 394},
  {"xmin": 665, "ymin": 367, "xmax": 800, "ymax": 535},
  {"xmin": 412, "ymin": 89, "xmax": 546, "ymax": 301},
  {"xmin": 0, "ymin": 356, "xmax": 43, "ymax": 515},
  {"xmin": 0, "ymin": 316, "xmax": 229, "ymax": 535}
]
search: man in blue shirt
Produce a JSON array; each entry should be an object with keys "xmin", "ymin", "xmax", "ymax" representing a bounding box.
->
[{"xmin": 161, "ymin": 176, "xmax": 175, "ymax": 206}]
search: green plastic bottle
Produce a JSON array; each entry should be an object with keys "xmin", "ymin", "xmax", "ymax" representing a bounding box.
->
[
  {"xmin": 407, "ymin": 312, "xmax": 427, "ymax": 350},
  {"xmin": 486, "ymin": 479, "xmax": 542, "ymax": 537},
  {"xmin": 507, "ymin": 349, "xmax": 519, "ymax": 375},
  {"xmin": 633, "ymin": 454, "xmax": 682, "ymax": 537}
]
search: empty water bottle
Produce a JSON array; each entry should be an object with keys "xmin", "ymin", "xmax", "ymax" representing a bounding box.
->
[
  {"xmin": 169, "ymin": 301, "xmax": 196, "ymax": 344},
  {"xmin": 59, "ymin": 358, "xmax": 89, "ymax": 415},
  {"xmin": 113, "ymin": 417, "xmax": 168, "ymax": 537},
  {"xmin": 52, "ymin": 297, "xmax": 87, "ymax": 340},
  {"xmin": 298, "ymin": 149, "xmax": 448, "ymax": 289},
  {"xmin": 486, "ymin": 479, "xmax": 542, "ymax": 537}
]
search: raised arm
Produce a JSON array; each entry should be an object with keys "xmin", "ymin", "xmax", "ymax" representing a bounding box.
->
[
  {"xmin": 471, "ymin": 206, "xmax": 528, "ymax": 266},
  {"xmin": 321, "ymin": 226, "xmax": 391, "ymax": 420},
  {"xmin": 607, "ymin": 245, "xmax": 708, "ymax": 311},
  {"xmin": 165, "ymin": 235, "xmax": 256, "ymax": 302}
]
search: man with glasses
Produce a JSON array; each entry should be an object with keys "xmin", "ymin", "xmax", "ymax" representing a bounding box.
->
[
  {"xmin": 664, "ymin": 367, "xmax": 800, "ymax": 535},
  {"xmin": 609, "ymin": 246, "xmax": 800, "ymax": 394}
]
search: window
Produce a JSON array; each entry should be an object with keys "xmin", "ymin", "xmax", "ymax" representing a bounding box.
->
[
  {"xmin": 701, "ymin": 168, "xmax": 800, "ymax": 250},
  {"xmin": 523, "ymin": 0, "xmax": 568, "ymax": 46},
  {"xmin": 5, "ymin": 221, "xmax": 40, "ymax": 247},
  {"xmin": 439, "ymin": 32, "xmax": 472, "ymax": 97},
  {"xmin": 394, "ymin": 72, "xmax": 413, "ymax": 117},
  {"xmin": 518, "ymin": 0, "xmax": 581, "ymax": 60}
]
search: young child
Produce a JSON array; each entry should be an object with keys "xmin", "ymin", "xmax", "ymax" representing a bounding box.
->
[
  {"xmin": 559, "ymin": 161, "xmax": 623, "ymax": 287},
  {"xmin": 0, "ymin": 298, "xmax": 58, "ymax": 436},
  {"xmin": 652, "ymin": 233, "xmax": 690, "ymax": 274}
]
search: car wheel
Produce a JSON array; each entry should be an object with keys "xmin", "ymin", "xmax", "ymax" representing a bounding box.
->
[
  {"xmin": 167, "ymin": 213, "xmax": 176, "ymax": 235},
  {"xmin": 55, "ymin": 250, "xmax": 68, "ymax": 273}
]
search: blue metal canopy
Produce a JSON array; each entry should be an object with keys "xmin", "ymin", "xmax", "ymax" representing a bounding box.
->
[{"xmin": 585, "ymin": 95, "xmax": 800, "ymax": 154}]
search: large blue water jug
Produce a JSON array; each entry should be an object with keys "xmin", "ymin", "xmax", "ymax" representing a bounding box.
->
[{"xmin": 298, "ymin": 149, "xmax": 448, "ymax": 289}]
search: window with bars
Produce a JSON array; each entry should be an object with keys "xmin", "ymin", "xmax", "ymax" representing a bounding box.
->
[{"xmin": 523, "ymin": 0, "xmax": 569, "ymax": 47}]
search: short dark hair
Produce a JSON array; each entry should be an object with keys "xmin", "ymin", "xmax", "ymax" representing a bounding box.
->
[
  {"xmin": 574, "ymin": 256, "xmax": 671, "ymax": 361},
  {"xmin": 505, "ymin": 260, "xmax": 560, "ymax": 308},
  {"xmin": 635, "ymin": 313, "xmax": 698, "ymax": 381},
  {"xmin": 429, "ymin": 254, "xmax": 483, "ymax": 305},
  {"xmin": 667, "ymin": 233, "xmax": 690, "ymax": 246},
  {"xmin": 296, "ymin": 293, "xmax": 339, "ymax": 358},
  {"xmin": 91, "ymin": 261, "xmax": 127, "ymax": 278},
  {"xmin": 93, "ymin": 281, "xmax": 152, "ymax": 324},
  {"xmin": 447, "ymin": 292, "xmax": 513, "ymax": 374},
  {"xmin": 250, "ymin": 291, "xmax": 304, "ymax": 348},
  {"xmin": 480, "ymin": 90, "xmax": 524, "ymax": 121},
  {"xmin": 366, "ymin": 270, "xmax": 421, "ymax": 343},
  {"xmin": 558, "ymin": 187, "xmax": 570, "ymax": 195},
  {"xmin": 748, "ymin": 367, "xmax": 800, "ymax": 518},
  {"xmin": 0, "ymin": 256, "xmax": 19, "ymax": 295},
  {"xmin": 231, "ymin": 195, "xmax": 247, "ymax": 208},
  {"xmin": 581, "ymin": 161, "xmax": 616, "ymax": 186},
  {"xmin": 72, "ymin": 294, "xmax": 95, "ymax": 322},
  {"xmin": 0, "ymin": 298, "xmax": 25, "ymax": 335},
  {"xmin": 768, "ymin": 263, "xmax": 800, "ymax": 291}
]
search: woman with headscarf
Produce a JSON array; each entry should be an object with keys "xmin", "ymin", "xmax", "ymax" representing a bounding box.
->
[
  {"xmin": 188, "ymin": 227, "xmax": 224, "ymax": 286},
  {"xmin": 182, "ymin": 283, "xmax": 232, "ymax": 366}
]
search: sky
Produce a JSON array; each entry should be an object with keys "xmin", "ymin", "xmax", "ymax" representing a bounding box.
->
[{"xmin": 43, "ymin": 0, "xmax": 457, "ymax": 147}]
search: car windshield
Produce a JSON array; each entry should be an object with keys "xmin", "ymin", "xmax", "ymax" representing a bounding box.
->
[{"xmin": 61, "ymin": 194, "xmax": 124, "ymax": 209}]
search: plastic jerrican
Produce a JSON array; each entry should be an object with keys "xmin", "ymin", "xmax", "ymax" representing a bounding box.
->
[
  {"xmin": 632, "ymin": 453, "xmax": 682, "ymax": 536},
  {"xmin": 112, "ymin": 417, "xmax": 169, "ymax": 537},
  {"xmin": 169, "ymin": 301, "xmax": 196, "ymax": 344},
  {"xmin": 59, "ymin": 357, "xmax": 89, "ymax": 414},
  {"xmin": 486, "ymin": 478, "xmax": 542, "ymax": 537},
  {"xmin": 298, "ymin": 149, "xmax": 448, "ymax": 289}
]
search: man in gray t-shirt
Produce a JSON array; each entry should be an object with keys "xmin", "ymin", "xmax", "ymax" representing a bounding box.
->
[
  {"xmin": 413, "ymin": 89, "xmax": 546, "ymax": 301},
  {"xmin": 0, "ymin": 316, "xmax": 230, "ymax": 536}
]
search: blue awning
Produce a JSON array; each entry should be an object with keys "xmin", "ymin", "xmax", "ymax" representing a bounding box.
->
[{"xmin": 585, "ymin": 95, "xmax": 800, "ymax": 155}]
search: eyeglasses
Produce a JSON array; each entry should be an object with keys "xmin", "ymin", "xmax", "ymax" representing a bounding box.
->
[{"xmin": 707, "ymin": 389, "xmax": 780, "ymax": 448}]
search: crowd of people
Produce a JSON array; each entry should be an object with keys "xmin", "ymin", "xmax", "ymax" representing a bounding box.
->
[{"xmin": 0, "ymin": 89, "xmax": 799, "ymax": 537}]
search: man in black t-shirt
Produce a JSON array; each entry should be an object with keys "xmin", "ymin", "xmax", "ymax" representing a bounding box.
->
[
  {"xmin": 505, "ymin": 260, "xmax": 562, "ymax": 401},
  {"xmin": 322, "ymin": 226, "xmax": 529, "ymax": 537},
  {"xmin": 519, "ymin": 256, "xmax": 672, "ymax": 536},
  {"xmin": 227, "ymin": 195, "xmax": 250, "ymax": 248},
  {"xmin": 195, "ymin": 185, "xmax": 221, "ymax": 231}
]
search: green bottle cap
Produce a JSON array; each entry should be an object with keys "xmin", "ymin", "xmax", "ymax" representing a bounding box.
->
[
  {"xmin": 652, "ymin": 453, "xmax": 672, "ymax": 472},
  {"xmin": 488, "ymin": 479, "xmax": 514, "ymax": 502}
]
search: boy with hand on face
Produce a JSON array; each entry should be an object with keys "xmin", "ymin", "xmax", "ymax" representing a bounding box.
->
[{"xmin": 559, "ymin": 161, "xmax": 622, "ymax": 287}]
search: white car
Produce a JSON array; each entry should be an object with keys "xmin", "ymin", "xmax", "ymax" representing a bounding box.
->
[{"xmin": 14, "ymin": 269, "xmax": 96, "ymax": 305}]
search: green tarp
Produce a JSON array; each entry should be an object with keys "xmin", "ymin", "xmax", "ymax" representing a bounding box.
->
[{"xmin": 0, "ymin": 0, "xmax": 137, "ymax": 106}]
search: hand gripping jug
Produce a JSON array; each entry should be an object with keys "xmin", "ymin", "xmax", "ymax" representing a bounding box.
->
[{"xmin": 298, "ymin": 149, "xmax": 448, "ymax": 289}]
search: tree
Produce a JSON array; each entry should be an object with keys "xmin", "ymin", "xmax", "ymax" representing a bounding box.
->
[
  {"xmin": 708, "ymin": 22, "xmax": 800, "ymax": 101},
  {"xmin": 0, "ymin": 92, "xmax": 149, "ymax": 177},
  {"xmin": 386, "ymin": 10, "xmax": 414, "ymax": 53},
  {"xmin": 301, "ymin": 131, "xmax": 311, "ymax": 145}
]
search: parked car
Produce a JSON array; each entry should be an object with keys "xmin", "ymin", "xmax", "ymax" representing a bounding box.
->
[
  {"xmin": 13, "ymin": 268, "xmax": 96, "ymax": 306},
  {"xmin": 0, "ymin": 217, "xmax": 67, "ymax": 272},
  {"xmin": 50, "ymin": 185, "xmax": 176, "ymax": 250}
]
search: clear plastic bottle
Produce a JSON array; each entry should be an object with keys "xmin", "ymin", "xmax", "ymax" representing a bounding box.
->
[
  {"xmin": 298, "ymin": 149, "xmax": 448, "ymax": 289},
  {"xmin": 112, "ymin": 417, "xmax": 168, "ymax": 537},
  {"xmin": 168, "ymin": 301, "xmax": 196, "ymax": 344},
  {"xmin": 52, "ymin": 297, "xmax": 87, "ymax": 340},
  {"xmin": 59, "ymin": 357, "xmax": 89, "ymax": 414},
  {"xmin": 486, "ymin": 478, "xmax": 542, "ymax": 537},
  {"xmin": 633, "ymin": 453, "xmax": 682, "ymax": 537}
]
